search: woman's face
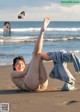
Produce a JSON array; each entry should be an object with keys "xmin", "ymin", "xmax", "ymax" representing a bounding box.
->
[
  {"xmin": 14, "ymin": 60, "xmax": 25, "ymax": 71},
  {"xmin": 5, "ymin": 23, "xmax": 10, "ymax": 29}
]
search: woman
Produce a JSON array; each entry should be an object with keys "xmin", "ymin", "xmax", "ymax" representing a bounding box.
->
[
  {"xmin": 3, "ymin": 22, "xmax": 11, "ymax": 37},
  {"xmin": 11, "ymin": 17, "xmax": 50, "ymax": 91}
]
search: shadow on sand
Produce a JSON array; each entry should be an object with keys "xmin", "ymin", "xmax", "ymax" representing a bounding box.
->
[{"xmin": 0, "ymin": 88, "xmax": 62, "ymax": 95}]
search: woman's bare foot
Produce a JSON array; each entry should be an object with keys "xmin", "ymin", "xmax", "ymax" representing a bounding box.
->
[{"xmin": 42, "ymin": 17, "xmax": 51, "ymax": 32}]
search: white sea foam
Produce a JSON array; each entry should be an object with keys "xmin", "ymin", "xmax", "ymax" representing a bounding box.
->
[{"xmin": 0, "ymin": 27, "xmax": 80, "ymax": 32}]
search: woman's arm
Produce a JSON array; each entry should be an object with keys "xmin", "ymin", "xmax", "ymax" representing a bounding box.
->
[{"xmin": 11, "ymin": 70, "xmax": 27, "ymax": 78}]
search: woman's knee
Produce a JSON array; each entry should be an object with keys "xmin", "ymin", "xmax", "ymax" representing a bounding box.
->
[{"xmin": 32, "ymin": 54, "xmax": 42, "ymax": 61}]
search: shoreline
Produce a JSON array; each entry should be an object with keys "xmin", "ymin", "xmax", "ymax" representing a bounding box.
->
[{"xmin": 0, "ymin": 60, "xmax": 53, "ymax": 67}]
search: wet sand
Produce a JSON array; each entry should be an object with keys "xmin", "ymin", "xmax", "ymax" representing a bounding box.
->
[{"xmin": 0, "ymin": 62, "xmax": 80, "ymax": 112}]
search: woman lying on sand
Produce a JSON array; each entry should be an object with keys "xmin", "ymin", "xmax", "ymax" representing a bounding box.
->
[
  {"xmin": 11, "ymin": 17, "xmax": 50, "ymax": 91},
  {"xmin": 11, "ymin": 17, "xmax": 80, "ymax": 91}
]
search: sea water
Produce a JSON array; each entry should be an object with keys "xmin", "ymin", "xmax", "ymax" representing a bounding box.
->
[{"xmin": 0, "ymin": 21, "xmax": 80, "ymax": 65}]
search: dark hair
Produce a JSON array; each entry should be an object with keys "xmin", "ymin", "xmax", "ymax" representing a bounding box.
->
[
  {"xmin": 21, "ymin": 11, "xmax": 25, "ymax": 15},
  {"xmin": 4, "ymin": 22, "xmax": 10, "ymax": 26},
  {"xmin": 13, "ymin": 56, "xmax": 25, "ymax": 70}
]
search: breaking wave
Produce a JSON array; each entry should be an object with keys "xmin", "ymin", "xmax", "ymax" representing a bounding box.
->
[{"xmin": 0, "ymin": 27, "xmax": 80, "ymax": 32}]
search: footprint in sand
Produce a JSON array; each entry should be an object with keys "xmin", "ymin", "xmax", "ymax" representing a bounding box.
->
[
  {"xmin": 66, "ymin": 100, "xmax": 80, "ymax": 105},
  {"xmin": 60, "ymin": 100, "xmax": 80, "ymax": 105}
]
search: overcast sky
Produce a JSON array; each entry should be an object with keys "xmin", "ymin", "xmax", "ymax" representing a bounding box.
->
[{"xmin": 0, "ymin": 0, "xmax": 80, "ymax": 21}]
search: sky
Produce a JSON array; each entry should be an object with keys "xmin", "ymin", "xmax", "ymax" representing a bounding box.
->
[{"xmin": 0, "ymin": 0, "xmax": 80, "ymax": 21}]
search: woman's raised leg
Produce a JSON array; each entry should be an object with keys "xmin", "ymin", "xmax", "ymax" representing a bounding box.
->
[
  {"xmin": 33, "ymin": 17, "xmax": 50, "ymax": 55},
  {"xmin": 24, "ymin": 17, "xmax": 50, "ymax": 90}
]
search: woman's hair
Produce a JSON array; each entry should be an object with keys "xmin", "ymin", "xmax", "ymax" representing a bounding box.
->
[
  {"xmin": 4, "ymin": 22, "xmax": 10, "ymax": 26},
  {"xmin": 13, "ymin": 56, "xmax": 25, "ymax": 70}
]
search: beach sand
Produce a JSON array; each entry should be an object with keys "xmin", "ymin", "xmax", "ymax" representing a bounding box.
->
[{"xmin": 0, "ymin": 62, "xmax": 80, "ymax": 112}]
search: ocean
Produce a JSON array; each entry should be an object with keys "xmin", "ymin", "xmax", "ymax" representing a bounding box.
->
[{"xmin": 0, "ymin": 21, "xmax": 80, "ymax": 65}]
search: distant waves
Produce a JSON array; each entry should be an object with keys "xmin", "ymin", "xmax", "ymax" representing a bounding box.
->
[{"xmin": 0, "ymin": 36, "xmax": 80, "ymax": 43}]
